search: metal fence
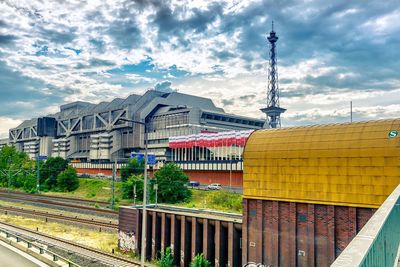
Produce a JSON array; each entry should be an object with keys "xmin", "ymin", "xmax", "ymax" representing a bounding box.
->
[
  {"xmin": 331, "ymin": 184, "xmax": 400, "ymax": 267},
  {"xmin": 71, "ymin": 160, "xmax": 244, "ymax": 172},
  {"xmin": 0, "ymin": 227, "xmax": 81, "ymax": 267},
  {"xmin": 173, "ymin": 159, "xmax": 243, "ymax": 171}
]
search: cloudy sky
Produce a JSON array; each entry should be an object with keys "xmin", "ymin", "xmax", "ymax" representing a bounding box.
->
[{"xmin": 0, "ymin": 0, "xmax": 399, "ymax": 138}]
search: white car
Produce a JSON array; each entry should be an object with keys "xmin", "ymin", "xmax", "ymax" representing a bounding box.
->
[{"xmin": 207, "ymin": 183, "xmax": 222, "ymax": 190}]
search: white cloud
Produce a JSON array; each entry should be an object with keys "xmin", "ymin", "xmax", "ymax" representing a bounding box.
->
[
  {"xmin": 361, "ymin": 9, "xmax": 400, "ymax": 36},
  {"xmin": 0, "ymin": 117, "xmax": 22, "ymax": 138},
  {"xmin": 0, "ymin": 0, "xmax": 399, "ymax": 138}
]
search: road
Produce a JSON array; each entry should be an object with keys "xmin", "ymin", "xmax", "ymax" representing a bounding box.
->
[
  {"xmin": 0, "ymin": 241, "xmax": 47, "ymax": 267},
  {"xmin": 190, "ymin": 185, "xmax": 243, "ymax": 193}
]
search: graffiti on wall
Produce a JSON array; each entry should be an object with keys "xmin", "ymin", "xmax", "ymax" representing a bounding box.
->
[{"xmin": 119, "ymin": 230, "xmax": 136, "ymax": 253}]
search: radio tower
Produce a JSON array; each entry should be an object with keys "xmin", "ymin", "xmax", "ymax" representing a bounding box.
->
[{"xmin": 261, "ymin": 21, "xmax": 286, "ymax": 128}]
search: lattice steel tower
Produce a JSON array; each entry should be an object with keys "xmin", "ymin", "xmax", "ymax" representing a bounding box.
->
[{"xmin": 261, "ymin": 21, "xmax": 286, "ymax": 128}]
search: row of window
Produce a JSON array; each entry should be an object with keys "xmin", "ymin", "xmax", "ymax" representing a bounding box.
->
[
  {"xmin": 201, "ymin": 113, "xmax": 263, "ymax": 127},
  {"xmin": 148, "ymin": 112, "xmax": 189, "ymax": 131}
]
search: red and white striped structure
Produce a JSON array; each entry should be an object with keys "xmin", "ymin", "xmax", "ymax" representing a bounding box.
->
[{"xmin": 168, "ymin": 130, "xmax": 254, "ymax": 162}]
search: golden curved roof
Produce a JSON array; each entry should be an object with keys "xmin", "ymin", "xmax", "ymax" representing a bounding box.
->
[{"xmin": 243, "ymin": 119, "xmax": 400, "ymax": 208}]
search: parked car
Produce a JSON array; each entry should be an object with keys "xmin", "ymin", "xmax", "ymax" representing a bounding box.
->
[
  {"xmin": 207, "ymin": 183, "xmax": 222, "ymax": 190},
  {"xmin": 188, "ymin": 181, "xmax": 200, "ymax": 188}
]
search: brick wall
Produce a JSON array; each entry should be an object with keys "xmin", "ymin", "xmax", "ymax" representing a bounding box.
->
[
  {"xmin": 243, "ymin": 199, "xmax": 375, "ymax": 267},
  {"xmin": 76, "ymin": 167, "xmax": 243, "ymax": 187},
  {"xmin": 183, "ymin": 170, "xmax": 243, "ymax": 187}
]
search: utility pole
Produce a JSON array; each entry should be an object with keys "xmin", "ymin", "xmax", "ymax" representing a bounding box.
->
[
  {"xmin": 118, "ymin": 117, "xmax": 148, "ymax": 266},
  {"xmin": 7, "ymin": 158, "xmax": 11, "ymax": 192},
  {"xmin": 111, "ymin": 158, "xmax": 116, "ymax": 209},
  {"xmin": 229, "ymin": 156, "xmax": 232, "ymax": 192},
  {"xmin": 36, "ymin": 156, "xmax": 40, "ymax": 193},
  {"xmin": 142, "ymin": 121, "xmax": 148, "ymax": 266},
  {"xmin": 154, "ymin": 183, "xmax": 158, "ymax": 207},
  {"xmin": 133, "ymin": 182, "xmax": 137, "ymax": 206}
]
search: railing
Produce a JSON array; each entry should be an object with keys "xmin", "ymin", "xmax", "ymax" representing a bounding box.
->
[
  {"xmin": 71, "ymin": 160, "xmax": 244, "ymax": 172},
  {"xmin": 331, "ymin": 184, "xmax": 400, "ymax": 267},
  {"xmin": 135, "ymin": 204, "xmax": 242, "ymax": 220},
  {"xmin": 0, "ymin": 227, "xmax": 81, "ymax": 267},
  {"xmin": 172, "ymin": 159, "xmax": 243, "ymax": 171},
  {"xmin": 71, "ymin": 162, "xmax": 127, "ymax": 169}
]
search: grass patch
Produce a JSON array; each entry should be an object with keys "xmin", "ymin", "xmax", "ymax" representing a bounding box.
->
[
  {"xmin": 177, "ymin": 190, "xmax": 243, "ymax": 214},
  {"xmin": 10, "ymin": 177, "xmax": 242, "ymax": 213},
  {"xmin": 42, "ymin": 178, "xmax": 130, "ymax": 205}
]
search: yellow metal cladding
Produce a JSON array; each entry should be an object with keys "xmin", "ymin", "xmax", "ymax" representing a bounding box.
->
[{"xmin": 243, "ymin": 119, "xmax": 400, "ymax": 208}]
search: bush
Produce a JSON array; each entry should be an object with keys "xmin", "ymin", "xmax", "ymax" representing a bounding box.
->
[
  {"xmin": 121, "ymin": 175, "xmax": 144, "ymax": 200},
  {"xmin": 191, "ymin": 254, "xmax": 210, "ymax": 267},
  {"xmin": 40, "ymin": 157, "xmax": 68, "ymax": 190},
  {"xmin": 11, "ymin": 173, "xmax": 26, "ymax": 188},
  {"xmin": 120, "ymin": 158, "xmax": 144, "ymax": 182},
  {"xmin": 157, "ymin": 247, "xmax": 174, "ymax": 267},
  {"xmin": 152, "ymin": 163, "xmax": 191, "ymax": 203},
  {"xmin": 56, "ymin": 166, "xmax": 79, "ymax": 192},
  {"xmin": 23, "ymin": 173, "xmax": 37, "ymax": 193}
]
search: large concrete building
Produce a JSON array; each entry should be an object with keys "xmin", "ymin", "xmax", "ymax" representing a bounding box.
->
[{"xmin": 9, "ymin": 90, "xmax": 264, "ymax": 162}]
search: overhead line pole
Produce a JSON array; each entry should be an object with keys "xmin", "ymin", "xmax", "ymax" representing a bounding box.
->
[
  {"xmin": 119, "ymin": 117, "xmax": 148, "ymax": 267},
  {"xmin": 36, "ymin": 156, "xmax": 40, "ymax": 193},
  {"xmin": 111, "ymin": 158, "xmax": 116, "ymax": 210}
]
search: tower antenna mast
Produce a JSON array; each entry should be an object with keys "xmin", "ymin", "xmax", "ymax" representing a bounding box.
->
[{"xmin": 261, "ymin": 21, "xmax": 286, "ymax": 128}]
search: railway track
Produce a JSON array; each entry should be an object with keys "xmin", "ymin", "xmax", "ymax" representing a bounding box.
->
[
  {"xmin": 0, "ymin": 221, "xmax": 140, "ymax": 267},
  {"xmin": 0, "ymin": 205, "xmax": 118, "ymax": 230},
  {"xmin": 0, "ymin": 189, "xmax": 110, "ymax": 206},
  {"xmin": 0, "ymin": 191, "xmax": 118, "ymax": 217}
]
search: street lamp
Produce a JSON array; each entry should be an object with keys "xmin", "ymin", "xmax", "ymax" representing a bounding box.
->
[{"xmin": 119, "ymin": 117, "xmax": 148, "ymax": 267}]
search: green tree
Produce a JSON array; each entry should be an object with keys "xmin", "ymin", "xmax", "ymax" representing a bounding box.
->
[
  {"xmin": 121, "ymin": 175, "xmax": 144, "ymax": 200},
  {"xmin": 0, "ymin": 145, "xmax": 32, "ymax": 188},
  {"xmin": 191, "ymin": 254, "xmax": 210, "ymax": 267},
  {"xmin": 152, "ymin": 163, "xmax": 191, "ymax": 203},
  {"xmin": 120, "ymin": 158, "xmax": 144, "ymax": 182},
  {"xmin": 40, "ymin": 157, "xmax": 68, "ymax": 190},
  {"xmin": 56, "ymin": 166, "xmax": 79, "ymax": 192}
]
